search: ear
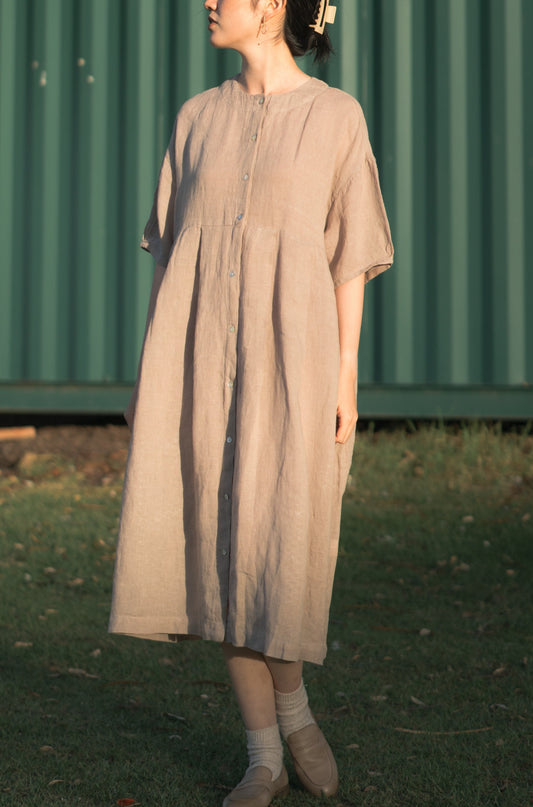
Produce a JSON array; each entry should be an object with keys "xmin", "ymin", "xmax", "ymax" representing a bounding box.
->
[{"xmin": 263, "ymin": 0, "xmax": 287, "ymax": 23}]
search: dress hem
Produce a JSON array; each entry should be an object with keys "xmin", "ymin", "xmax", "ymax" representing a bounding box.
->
[{"xmin": 108, "ymin": 621, "xmax": 326, "ymax": 666}]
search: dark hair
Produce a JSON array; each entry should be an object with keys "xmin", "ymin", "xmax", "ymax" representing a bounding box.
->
[
  {"xmin": 252, "ymin": 0, "xmax": 335, "ymax": 63},
  {"xmin": 284, "ymin": 0, "xmax": 334, "ymax": 63}
]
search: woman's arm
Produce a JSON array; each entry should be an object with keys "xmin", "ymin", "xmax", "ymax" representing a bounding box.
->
[{"xmin": 334, "ymin": 273, "xmax": 365, "ymax": 443}]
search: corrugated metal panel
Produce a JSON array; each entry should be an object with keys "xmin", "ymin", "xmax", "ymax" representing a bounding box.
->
[{"xmin": 0, "ymin": 0, "xmax": 531, "ymax": 416}]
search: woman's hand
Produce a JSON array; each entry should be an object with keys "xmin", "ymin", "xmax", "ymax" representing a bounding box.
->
[{"xmin": 336, "ymin": 364, "xmax": 358, "ymax": 443}]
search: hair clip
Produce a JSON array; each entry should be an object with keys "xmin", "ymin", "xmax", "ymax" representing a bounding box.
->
[{"xmin": 310, "ymin": 0, "xmax": 337, "ymax": 35}]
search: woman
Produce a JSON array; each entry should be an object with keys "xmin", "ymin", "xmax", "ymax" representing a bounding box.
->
[{"xmin": 109, "ymin": 0, "xmax": 393, "ymax": 804}]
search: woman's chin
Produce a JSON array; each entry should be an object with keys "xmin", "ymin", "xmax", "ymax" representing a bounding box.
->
[{"xmin": 209, "ymin": 34, "xmax": 223, "ymax": 48}]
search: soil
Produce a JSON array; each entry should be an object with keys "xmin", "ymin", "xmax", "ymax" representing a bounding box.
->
[{"xmin": 0, "ymin": 425, "xmax": 131, "ymax": 484}]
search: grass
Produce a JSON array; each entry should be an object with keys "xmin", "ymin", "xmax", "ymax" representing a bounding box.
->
[{"xmin": 0, "ymin": 422, "xmax": 531, "ymax": 806}]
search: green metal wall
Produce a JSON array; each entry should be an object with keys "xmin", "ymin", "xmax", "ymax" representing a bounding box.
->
[{"xmin": 0, "ymin": 0, "xmax": 531, "ymax": 417}]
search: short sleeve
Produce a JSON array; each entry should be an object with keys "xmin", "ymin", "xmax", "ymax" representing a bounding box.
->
[
  {"xmin": 325, "ymin": 141, "xmax": 394, "ymax": 288},
  {"xmin": 140, "ymin": 119, "xmax": 178, "ymax": 268}
]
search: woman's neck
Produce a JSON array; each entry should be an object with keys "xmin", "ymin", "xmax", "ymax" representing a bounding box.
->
[{"xmin": 236, "ymin": 41, "xmax": 309, "ymax": 96}]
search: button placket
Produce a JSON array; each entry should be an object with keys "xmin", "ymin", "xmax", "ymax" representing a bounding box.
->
[
  {"xmin": 220, "ymin": 98, "xmax": 268, "ymax": 604},
  {"xmin": 233, "ymin": 96, "xmax": 266, "ymax": 227}
]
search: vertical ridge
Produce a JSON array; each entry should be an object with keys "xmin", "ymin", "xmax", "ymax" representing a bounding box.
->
[
  {"xmin": 449, "ymin": 0, "xmax": 469, "ymax": 384},
  {"xmin": 505, "ymin": 0, "xmax": 525, "ymax": 384}
]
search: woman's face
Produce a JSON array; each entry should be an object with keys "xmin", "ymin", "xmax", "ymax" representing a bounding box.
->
[{"xmin": 204, "ymin": 0, "xmax": 263, "ymax": 51}]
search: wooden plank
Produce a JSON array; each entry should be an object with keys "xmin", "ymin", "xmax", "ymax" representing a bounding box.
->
[{"xmin": 0, "ymin": 426, "xmax": 37, "ymax": 442}]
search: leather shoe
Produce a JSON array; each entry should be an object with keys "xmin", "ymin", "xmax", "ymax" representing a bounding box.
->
[
  {"xmin": 222, "ymin": 765, "xmax": 289, "ymax": 806},
  {"xmin": 286, "ymin": 723, "xmax": 338, "ymax": 797}
]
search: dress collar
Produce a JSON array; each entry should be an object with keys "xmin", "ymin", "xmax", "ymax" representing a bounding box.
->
[{"xmin": 219, "ymin": 75, "xmax": 328, "ymax": 111}]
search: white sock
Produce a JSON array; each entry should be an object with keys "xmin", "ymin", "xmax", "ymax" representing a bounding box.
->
[
  {"xmin": 274, "ymin": 679, "xmax": 316, "ymax": 740},
  {"xmin": 245, "ymin": 724, "xmax": 283, "ymax": 780}
]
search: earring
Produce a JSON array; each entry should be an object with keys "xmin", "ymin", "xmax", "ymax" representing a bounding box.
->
[{"xmin": 257, "ymin": 16, "xmax": 268, "ymax": 45}]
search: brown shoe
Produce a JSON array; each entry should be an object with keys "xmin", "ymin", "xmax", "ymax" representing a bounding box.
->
[
  {"xmin": 222, "ymin": 765, "xmax": 289, "ymax": 806},
  {"xmin": 286, "ymin": 723, "xmax": 338, "ymax": 797}
]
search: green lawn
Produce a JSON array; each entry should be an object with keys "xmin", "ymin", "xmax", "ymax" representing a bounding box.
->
[{"xmin": 0, "ymin": 423, "xmax": 531, "ymax": 806}]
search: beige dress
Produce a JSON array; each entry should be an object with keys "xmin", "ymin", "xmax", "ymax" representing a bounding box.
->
[{"xmin": 109, "ymin": 77, "xmax": 393, "ymax": 665}]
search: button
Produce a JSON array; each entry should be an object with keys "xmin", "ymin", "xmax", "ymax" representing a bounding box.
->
[
  {"xmin": 221, "ymin": 549, "xmax": 228, "ymax": 557},
  {"xmin": 229, "ymin": 271, "xmax": 235, "ymax": 277},
  {"xmin": 243, "ymin": 173, "xmax": 249, "ymax": 181},
  {"xmin": 224, "ymin": 493, "xmax": 230, "ymax": 501},
  {"xmin": 228, "ymin": 325, "xmax": 235, "ymax": 333},
  {"xmin": 227, "ymin": 381, "xmax": 234, "ymax": 388},
  {"xmin": 236, "ymin": 213, "xmax": 243, "ymax": 221},
  {"xmin": 251, "ymin": 134, "xmax": 257, "ymax": 141},
  {"xmin": 226, "ymin": 436, "xmax": 233, "ymax": 443},
  {"xmin": 258, "ymin": 96, "xmax": 264, "ymax": 105}
]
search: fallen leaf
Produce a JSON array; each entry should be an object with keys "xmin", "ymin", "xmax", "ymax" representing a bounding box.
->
[
  {"xmin": 48, "ymin": 779, "xmax": 64, "ymax": 786},
  {"xmin": 370, "ymin": 695, "xmax": 388, "ymax": 702},
  {"xmin": 67, "ymin": 577, "xmax": 84, "ymax": 587},
  {"xmin": 67, "ymin": 667, "xmax": 99, "ymax": 679},
  {"xmin": 410, "ymin": 696, "xmax": 426, "ymax": 706},
  {"xmin": 116, "ymin": 799, "xmax": 140, "ymax": 806},
  {"xmin": 462, "ymin": 515, "xmax": 475, "ymax": 523},
  {"xmin": 90, "ymin": 648, "xmax": 102, "ymax": 658},
  {"xmin": 14, "ymin": 641, "xmax": 33, "ymax": 648},
  {"xmin": 43, "ymin": 567, "xmax": 57, "ymax": 575},
  {"xmin": 346, "ymin": 743, "xmax": 359, "ymax": 749},
  {"xmin": 40, "ymin": 745, "xmax": 55, "ymax": 753},
  {"xmin": 455, "ymin": 562, "xmax": 470, "ymax": 572},
  {"xmin": 419, "ymin": 628, "xmax": 431, "ymax": 637},
  {"xmin": 492, "ymin": 665, "xmax": 506, "ymax": 677},
  {"xmin": 332, "ymin": 705, "xmax": 349, "ymax": 715}
]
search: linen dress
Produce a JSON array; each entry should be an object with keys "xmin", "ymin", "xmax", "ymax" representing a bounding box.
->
[{"xmin": 109, "ymin": 77, "xmax": 393, "ymax": 665}]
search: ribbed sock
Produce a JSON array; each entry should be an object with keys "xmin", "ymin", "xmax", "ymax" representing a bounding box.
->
[
  {"xmin": 274, "ymin": 679, "xmax": 316, "ymax": 740},
  {"xmin": 245, "ymin": 724, "xmax": 284, "ymax": 780}
]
